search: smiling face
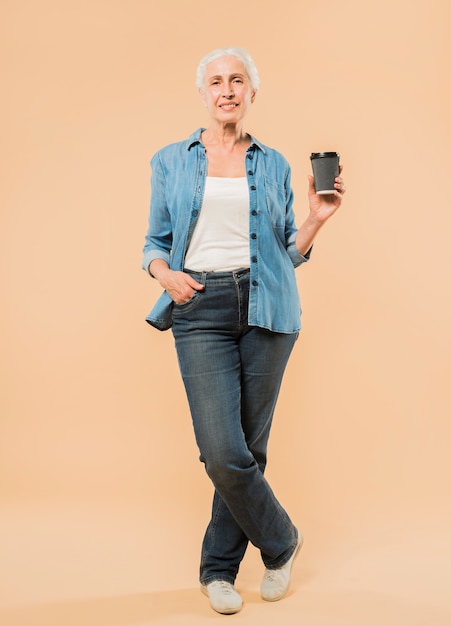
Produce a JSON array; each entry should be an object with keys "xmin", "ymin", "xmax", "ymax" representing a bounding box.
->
[{"xmin": 199, "ymin": 55, "xmax": 256, "ymax": 125}]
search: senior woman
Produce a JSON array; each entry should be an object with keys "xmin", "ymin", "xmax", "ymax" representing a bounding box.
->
[{"xmin": 142, "ymin": 47, "xmax": 345, "ymax": 615}]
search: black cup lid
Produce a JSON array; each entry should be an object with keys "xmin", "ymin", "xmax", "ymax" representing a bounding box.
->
[{"xmin": 310, "ymin": 152, "xmax": 340, "ymax": 159}]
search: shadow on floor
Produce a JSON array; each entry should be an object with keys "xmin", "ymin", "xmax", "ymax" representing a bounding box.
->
[{"xmin": 0, "ymin": 589, "xmax": 208, "ymax": 626}]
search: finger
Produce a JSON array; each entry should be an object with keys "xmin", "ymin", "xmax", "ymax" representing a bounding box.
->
[
  {"xmin": 186, "ymin": 275, "xmax": 205, "ymax": 290},
  {"xmin": 334, "ymin": 177, "xmax": 346, "ymax": 193}
]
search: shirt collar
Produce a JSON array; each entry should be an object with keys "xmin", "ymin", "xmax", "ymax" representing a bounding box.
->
[{"xmin": 187, "ymin": 128, "xmax": 266, "ymax": 154}]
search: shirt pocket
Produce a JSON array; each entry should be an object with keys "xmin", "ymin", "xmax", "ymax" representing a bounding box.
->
[{"xmin": 264, "ymin": 176, "xmax": 286, "ymax": 235}]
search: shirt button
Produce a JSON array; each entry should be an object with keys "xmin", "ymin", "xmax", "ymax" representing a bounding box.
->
[
  {"xmin": 250, "ymin": 185, "xmax": 256, "ymax": 191},
  {"xmin": 251, "ymin": 256, "xmax": 257, "ymax": 263},
  {"xmin": 192, "ymin": 210, "xmax": 198, "ymax": 217},
  {"xmin": 251, "ymin": 233, "xmax": 257, "ymax": 239},
  {"xmin": 251, "ymin": 210, "xmax": 257, "ymax": 216},
  {"xmin": 248, "ymin": 154, "xmax": 253, "ymax": 160},
  {"xmin": 252, "ymin": 280, "xmax": 258, "ymax": 286},
  {"xmin": 248, "ymin": 170, "xmax": 254, "ymax": 176}
]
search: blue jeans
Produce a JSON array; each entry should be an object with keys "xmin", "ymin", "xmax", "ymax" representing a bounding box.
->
[{"xmin": 171, "ymin": 268, "xmax": 299, "ymax": 586}]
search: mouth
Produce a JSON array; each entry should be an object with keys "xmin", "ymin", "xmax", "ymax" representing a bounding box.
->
[{"xmin": 219, "ymin": 103, "xmax": 239, "ymax": 110}]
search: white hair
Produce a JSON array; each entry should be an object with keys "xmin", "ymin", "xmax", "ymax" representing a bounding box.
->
[{"xmin": 196, "ymin": 47, "xmax": 260, "ymax": 92}]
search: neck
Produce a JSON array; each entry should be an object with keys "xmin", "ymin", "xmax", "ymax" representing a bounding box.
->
[{"xmin": 202, "ymin": 122, "xmax": 248, "ymax": 148}]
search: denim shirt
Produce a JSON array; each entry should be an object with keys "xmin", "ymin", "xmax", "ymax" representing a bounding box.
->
[{"xmin": 142, "ymin": 128, "xmax": 311, "ymax": 333}]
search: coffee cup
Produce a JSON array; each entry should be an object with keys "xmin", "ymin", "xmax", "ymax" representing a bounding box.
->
[{"xmin": 310, "ymin": 152, "xmax": 340, "ymax": 195}]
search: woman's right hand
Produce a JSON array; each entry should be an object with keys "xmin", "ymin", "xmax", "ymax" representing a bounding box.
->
[{"xmin": 149, "ymin": 260, "xmax": 204, "ymax": 305}]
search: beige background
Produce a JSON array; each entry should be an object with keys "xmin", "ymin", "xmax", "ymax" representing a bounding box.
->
[{"xmin": 1, "ymin": 0, "xmax": 450, "ymax": 624}]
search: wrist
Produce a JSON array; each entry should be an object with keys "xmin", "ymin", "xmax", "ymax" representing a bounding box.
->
[
  {"xmin": 305, "ymin": 212, "xmax": 325, "ymax": 229},
  {"xmin": 149, "ymin": 260, "xmax": 171, "ymax": 283}
]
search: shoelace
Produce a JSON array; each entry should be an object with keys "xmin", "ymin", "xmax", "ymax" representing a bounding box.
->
[
  {"xmin": 214, "ymin": 581, "xmax": 234, "ymax": 594},
  {"xmin": 263, "ymin": 569, "xmax": 277, "ymax": 581}
]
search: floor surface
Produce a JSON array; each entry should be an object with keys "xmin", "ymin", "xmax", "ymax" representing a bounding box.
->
[{"xmin": 1, "ymin": 500, "xmax": 450, "ymax": 626}]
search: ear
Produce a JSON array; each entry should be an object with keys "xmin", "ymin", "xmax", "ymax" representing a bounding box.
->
[
  {"xmin": 250, "ymin": 90, "xmax": 257, "ymax": 104},
  {"xmin": 198, "ymin": 87, "xmax": 207, "ymax": 107}
]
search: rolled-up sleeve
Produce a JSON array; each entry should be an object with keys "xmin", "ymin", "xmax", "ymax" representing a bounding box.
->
[{"xmin": 287, "ymin": 235, "xmax": 312, "ymax": 267}]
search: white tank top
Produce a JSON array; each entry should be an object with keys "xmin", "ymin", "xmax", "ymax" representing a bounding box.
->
[{"xmin": 184, "ymin": 177, "xmax": 250, "ymax": 272}]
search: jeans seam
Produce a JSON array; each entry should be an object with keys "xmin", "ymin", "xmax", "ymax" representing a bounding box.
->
[{"xmin": 200, "ymin": 494, "xmax": 223, "ymax": 576}]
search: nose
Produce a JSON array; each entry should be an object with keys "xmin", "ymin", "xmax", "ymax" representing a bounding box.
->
[{"xmin": 223, "ymin": 85, "xmax": 234, "ymax": 98}]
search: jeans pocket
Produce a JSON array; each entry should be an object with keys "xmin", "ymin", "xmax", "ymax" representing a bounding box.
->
[{"xmin": 172, "ymin": 289, "xmax": 203, "ymax": 314}]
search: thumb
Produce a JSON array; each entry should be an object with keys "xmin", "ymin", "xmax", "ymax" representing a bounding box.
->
[{"xmin": 307, "ymin": 174, "xmax": 316, "ymax": 193}]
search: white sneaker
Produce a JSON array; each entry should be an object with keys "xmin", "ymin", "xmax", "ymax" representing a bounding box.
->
[
  {"xmin": 201, "ymin": 580, "xmax": 243, "ymax": 614},
  {"xmin": 261, "ymin": 534, "xmax": 303, "ymax": 601}
]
